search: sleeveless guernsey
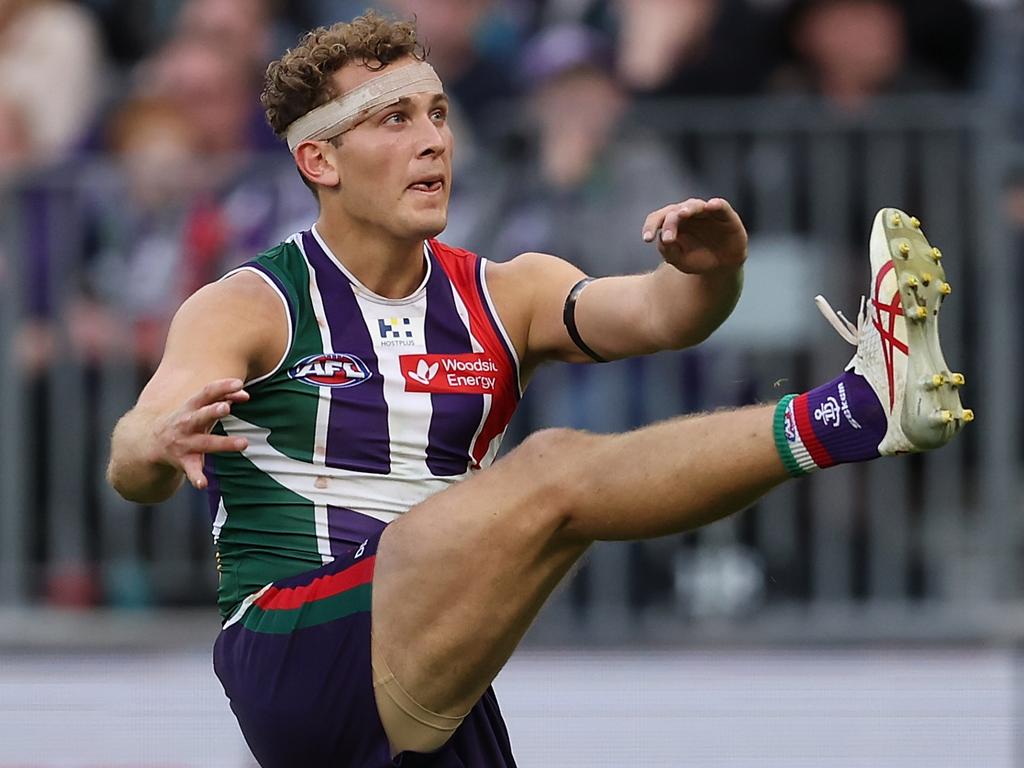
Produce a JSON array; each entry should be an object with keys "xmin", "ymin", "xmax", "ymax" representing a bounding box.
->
[{"xmin": 204, "ymin": 227, "xmax": 521, "ymax": 620}]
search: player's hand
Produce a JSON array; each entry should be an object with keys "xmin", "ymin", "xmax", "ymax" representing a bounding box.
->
[
  {"xmin": 151, "ymin": 378, "xmax": 250, "ymax": 490},
  {"xmin": 642, "ymin": 198, "xmax": 748, "ymax": 275}
]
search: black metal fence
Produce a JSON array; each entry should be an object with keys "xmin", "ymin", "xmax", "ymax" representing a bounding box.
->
[{"xmin": 0, "ymin": 95, "xmax": 1019, "ymax": 642}]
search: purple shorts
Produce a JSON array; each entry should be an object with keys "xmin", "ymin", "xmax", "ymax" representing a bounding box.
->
[{"xmin": 213, "ymin": 532, "xmax": 518, "ymax": 767}]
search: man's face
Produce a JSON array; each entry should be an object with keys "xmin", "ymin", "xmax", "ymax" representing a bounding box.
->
[
  {"xmin": 798, "ymin": 1, "xmax": 905, "ymax": 90},
  {"xmin": 534, "ymin": 68, "xmax": 623, "ymax": 143},
  {"xmin": 322, "ymin": 57, "xmax": 454, "ymax": 241},
  {"xmin": 178, "ymin": 0, "xmax": 271, "ymax": 67},
  {"xmin": 156, "ymin": 42, "xmax": 251, "ymax": 155},
  {"xmin": 387, "ymin": 0, "xmax": 490, "ymax": 56}
]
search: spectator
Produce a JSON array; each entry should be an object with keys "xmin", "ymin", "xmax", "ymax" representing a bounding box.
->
[
  {"xmin": 79, "ymin": 93, "xmax": 311, "ymax": 367},
  {"xmin": 384, "ymin": 0, "xmax": 520, "ymax": 138},
  {"xmin": 773, "ymin": 0, "xmax": 947, "ymax": 111},
  {"xmin": 174, "ymin": 0, "xmax": 284, "ymax": 76},
  {"xmin": 0, "ymin": 97, "xmax": 31, "ymax": 176},
  {"xmin": 74, "ymin": 97, "xmax": 204, "ymax": 368},
  {"xmin": 489, "ymin": 24, "xmax": 700, "ymax": 276},
  {"xmin": 486, "ymin": 23, "xmax": 708, "ymax": 612},
  {"xmin": 81, "ymin": 0, "xmax": 178, "ymax": 66},
  {"xmin": 613, "ymin": 0, "xmax": 781, "ymax": 98},
  {"xmin": 518, "ymin": 0, "xmax": 610, "ymax": 31},
  {"xmin": 288, "ymin": 0, "xmax": 375, "ymax": 31},
  {"xmin": 0, "ymin": 0, "xmax": 106, "ymax": 164},
  {"xmin": 902, "ymin": 0, "xmax": 979, "ymax": 90},
  {"xmin": 134, "ymin": 32, "xmax": 314, "ymax": 292},
  {"xmin": 486, "ymin": 24, "xmax": 702, "ymax": 431},
  {"xmin": 142, "ymin": 33, "xmax": 271, "ymax": 159}
]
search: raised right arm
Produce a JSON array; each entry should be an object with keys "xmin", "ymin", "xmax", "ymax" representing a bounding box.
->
[{"xmin": 106, "ymin": 272, "xmax": 287, "ymax": 504}]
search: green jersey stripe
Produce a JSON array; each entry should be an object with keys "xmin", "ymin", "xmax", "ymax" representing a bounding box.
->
[{"xmin": 241, "ymin": 583, "xmax": 372, "ymax": 634}]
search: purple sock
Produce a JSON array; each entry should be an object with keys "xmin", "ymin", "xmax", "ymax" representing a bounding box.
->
[{"xmin": 773, "ymin": 371, "xmax": 887, "ymax": 477}]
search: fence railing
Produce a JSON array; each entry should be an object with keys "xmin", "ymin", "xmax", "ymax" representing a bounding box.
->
[{"xmin": 0, "ymin": 95, "xmax": 1019, "ymax": 642}]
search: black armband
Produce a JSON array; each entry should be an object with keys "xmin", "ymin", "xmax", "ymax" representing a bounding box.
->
[{"xmin": 562, "ymin": 278, "xmax": 608, "ymax": 363}]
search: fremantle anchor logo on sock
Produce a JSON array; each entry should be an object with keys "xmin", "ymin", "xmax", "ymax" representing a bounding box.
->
[{"xmin": 814, "ymin": 396, "xmax": 841, "ymax": 428}]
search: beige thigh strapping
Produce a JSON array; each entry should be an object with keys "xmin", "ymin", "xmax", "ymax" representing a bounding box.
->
[{"xmin": 371, "ymin": 636, "xmax": 468, "ymax": 756}]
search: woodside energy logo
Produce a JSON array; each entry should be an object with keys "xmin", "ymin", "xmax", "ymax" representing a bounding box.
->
[{"xmin": 400, "ymin": 353, "xmax": 499, "ymax": 394}]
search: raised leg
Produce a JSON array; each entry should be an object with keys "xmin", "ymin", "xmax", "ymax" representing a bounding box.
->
[
  {"xmin": 372, "ymin": 403, "xmax": 787, "ymax": 736},
  {"xmin": 372, "ymin": 207, "xmax": 971, "ymax": 755}
]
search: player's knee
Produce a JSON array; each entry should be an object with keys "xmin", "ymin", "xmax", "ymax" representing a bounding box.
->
[
  {"xmin": 516, "ymin": 427, "xmax": 588, "ymax": 474},
  {"xmin": 514, "ymin": 428, "xmax": 594, "ymax": 535}
]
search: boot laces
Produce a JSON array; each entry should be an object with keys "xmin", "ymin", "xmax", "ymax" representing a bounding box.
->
[{"xmin": 814, "ymin": 294, "xmax": 865, "ymax": 346}]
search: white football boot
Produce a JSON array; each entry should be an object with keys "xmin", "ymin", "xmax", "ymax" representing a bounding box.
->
[{"xmin": 815, "ymin": 208, "xmax": 973, "ymax": 454}]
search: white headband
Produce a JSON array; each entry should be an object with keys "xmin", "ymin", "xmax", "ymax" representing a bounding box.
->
[{"xmin": 286, "ymin": 61, "xmax": 444, "ymax": 151}]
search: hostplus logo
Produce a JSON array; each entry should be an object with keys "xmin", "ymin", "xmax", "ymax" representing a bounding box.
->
[{"xmin": 378, "ymin": 317, "xmax": 416, "ymax": 348}]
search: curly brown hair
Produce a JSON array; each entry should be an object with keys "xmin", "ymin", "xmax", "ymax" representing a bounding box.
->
[{"xmin": 261, "ymin": 10, "xmax": 426, "ymax": 140}]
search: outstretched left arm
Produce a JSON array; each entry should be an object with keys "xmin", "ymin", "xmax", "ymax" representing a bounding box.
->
[{"xmin": 488, "ymin": 197, "xmax": 747, "ymax": 375}]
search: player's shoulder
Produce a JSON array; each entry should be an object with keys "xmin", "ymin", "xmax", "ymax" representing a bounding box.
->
[
  {"xmin": 243, "ymin": 236, "xmax": 309, "ymax": 285},
  {"xmin": 484, "ymin": 251, "xmax": 584, "ymax": 325},
  {"xmin": 167, "ymin": 272, "xmax": 287, "ymax": 373},
  {"xmin": 427, "ymin": 242, "xmax": 580, "ymax": 303},
  {"xmin": 486, "ymin": 251, "xmax": 581, "ymax": 286},
  {"xmin": 178, "ymin": 268, "xmax": 283, "ymax": 328},
  {"xmin": 254, "ymin": 236, "xmax": 304, "ymax": 266},
  {"xmin": 199, "ymin": 235, "xmax": 307, "ymax": 320},
  {"xmin": 428, "ymin": 241, "xmax": 561, "ymax": 273},
  {"xmin": 427, "ymin": 238, "xmax": 480, "ymax": 264},
  {"xmin": 178, "ymin": 241, "xmax": 290, "ymax": 329},
  {"xmin": 426, "ymin": 239, "xmax": 488, "ymax": 297}
]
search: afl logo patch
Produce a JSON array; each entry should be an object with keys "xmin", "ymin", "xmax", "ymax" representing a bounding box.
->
[{"xmin": 288, "ymin": 353, "xmax": 372, "ymax": 388}]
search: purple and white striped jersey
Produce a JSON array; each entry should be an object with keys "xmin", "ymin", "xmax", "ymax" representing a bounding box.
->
[{"xmin": 204, "ymin": 226, "xmax": 521, "ymax": 619}]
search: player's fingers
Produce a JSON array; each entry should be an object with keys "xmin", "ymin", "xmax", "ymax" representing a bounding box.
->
[
  {"xmin": 663, "ymin": 200, "xmax": 712, "ymax": 243},
  {"xmin": 181, "ymin": 454, "xmax": 208, "ymax": 490},
  {"xmin": 705, "ymin": 197, "xmax": 738, "ymax": 221},
  {"xmin": 677, "ymin": 198, "xmax": 709, "ymax": 217},
  {"xmin": 225, "ymin": 389, "xmax": 250, "ymax": 404},
  {"xmin": 191, "ymin": 433, "xmax": 248, "ymax": 455},
  {"xmin": 660, "ymin": 207, "xmax": 687, "ymax": 244},
  {"xmin": 642, "ymin": 205, "xmax": 675, "ymax": 242},
  {"xmin": 184, "ymin": 400, "xmax": 237, "ymax": 433},
  {"xmin": 186, "ymin": 378, "xmax": 246, "ymax": 410}
]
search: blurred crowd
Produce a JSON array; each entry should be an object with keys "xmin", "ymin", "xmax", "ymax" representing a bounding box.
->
[
  {"xmin": 0, "ymin": 0, "xmax": 992, "ymax": 368},
  {"xmin": 0, "ymin": 0, "xmax": 988, "ymax": 170},
  {"xmin": 0, "ymin": 0, "xmax": 1013, "ymax": 608}
]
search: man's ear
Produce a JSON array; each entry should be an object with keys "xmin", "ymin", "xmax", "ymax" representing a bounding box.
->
[{"xmin": 294, "ymin": 141, "xmax": 341, "ymax": 189}]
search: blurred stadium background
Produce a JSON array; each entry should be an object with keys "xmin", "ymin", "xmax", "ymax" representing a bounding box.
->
[{"xmin": 1, "ymin": 0, "xmax": 1022, "ymax": 765}]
